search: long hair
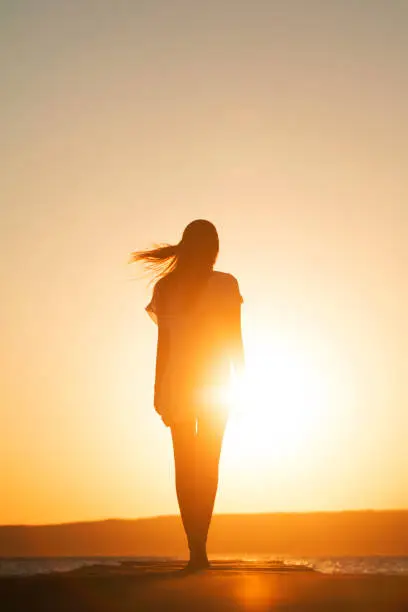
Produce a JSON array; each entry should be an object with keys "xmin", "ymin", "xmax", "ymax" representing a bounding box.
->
[{"xmin": 130, "ymin": 219, "xmax": 219, "ymax": 282}]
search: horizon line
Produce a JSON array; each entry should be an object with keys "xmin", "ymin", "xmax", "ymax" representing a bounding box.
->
[{"xmin": 2, "ymin": 507, "xmax": 408, "ymax": 528}]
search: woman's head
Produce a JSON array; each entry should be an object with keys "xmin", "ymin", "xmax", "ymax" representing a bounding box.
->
[
  {"xmin": 178, "ymin": 219, "xmax": 219, "ymax": 270},
  {"xmin": 130, "ymin": 219, "xmax": 219, "ymax": 280}
]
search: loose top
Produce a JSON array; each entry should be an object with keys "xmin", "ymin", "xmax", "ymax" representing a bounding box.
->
[{"xmin": 146, "ymin": 270, "xmax": 243, "ymax": 425}]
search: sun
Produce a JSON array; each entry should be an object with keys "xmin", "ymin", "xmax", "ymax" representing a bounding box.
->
[{"xmin": 222, "ymin": 332, "xmax": 331, "ymax": 463}]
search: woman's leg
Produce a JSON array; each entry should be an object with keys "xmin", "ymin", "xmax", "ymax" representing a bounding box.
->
[
  {"xmin": 195, "ymin": 407, "xmax": 228, "ymax": 562},
  {"xmin": 170, "ymin": 421, "xmax": 198, "ymax": 559}
]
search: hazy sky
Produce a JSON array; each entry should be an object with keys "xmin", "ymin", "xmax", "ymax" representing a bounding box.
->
[{"xmin": 1, "ymin": 0, "xmax": 407, "ymax": 525}]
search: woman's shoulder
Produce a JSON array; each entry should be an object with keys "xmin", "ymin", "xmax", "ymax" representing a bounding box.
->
[
  {"xmin": 211, "ymin": 270, "xmax": 239, "ymax": 285},
  {"xmin": 210, "ymin": 271, "xmax": 243, "ymax": 302},
  {"xmin": 153, "ymin": 271, "xmax": 176, "ymax": 293}
]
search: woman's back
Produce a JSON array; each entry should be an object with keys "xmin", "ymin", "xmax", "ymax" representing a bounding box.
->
[{"xmin": 147, "ymin": 270, "xmax": 243, "ymax": 423}]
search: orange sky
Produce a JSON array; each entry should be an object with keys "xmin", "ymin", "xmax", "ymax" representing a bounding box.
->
[{"xmin": 1, "ymin": 1, "xmax": 407, "ymax": 525}]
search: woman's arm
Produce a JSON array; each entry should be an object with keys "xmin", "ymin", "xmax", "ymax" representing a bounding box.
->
[
  {"xmin": 229, "ymin": 302, "xmax": 245, "ymax": 376},
  {"xmin": 154, "ymin": 323, "xmax": 169, "ymax": 411}
]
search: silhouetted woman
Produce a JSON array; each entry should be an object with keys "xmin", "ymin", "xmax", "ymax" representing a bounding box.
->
[{"xmin": 131, "ymin": 220, "xmax": 244, "ymax": 570}]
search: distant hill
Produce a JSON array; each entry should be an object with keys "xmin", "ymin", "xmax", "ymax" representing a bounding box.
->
[{"xmin": 1, "ymin": 511, "xmax": 407, "ymax": 557}]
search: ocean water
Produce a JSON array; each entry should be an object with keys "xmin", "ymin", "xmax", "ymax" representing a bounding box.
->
[{"xmin": 1, "ymin": 555, "xmax": 408, "ymax": 577}]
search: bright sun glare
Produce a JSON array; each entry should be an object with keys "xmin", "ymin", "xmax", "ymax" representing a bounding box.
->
[{"xmin": 224, "ymin": 333, "xmax": 331, "ymax": 463}]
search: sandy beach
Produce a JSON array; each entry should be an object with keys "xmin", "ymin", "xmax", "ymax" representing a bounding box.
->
[{"xmin": 1, "ymin": 560, "xmax": 408, "ymax": 612}]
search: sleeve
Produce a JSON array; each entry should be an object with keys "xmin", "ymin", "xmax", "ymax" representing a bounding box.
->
[
  {"xmin": 231, "ymin": 275, "xmax": 244, "ymax": 304},
  {"xmin": 145, "ymin": 283, "xmax": 159, "ymax": 324}
]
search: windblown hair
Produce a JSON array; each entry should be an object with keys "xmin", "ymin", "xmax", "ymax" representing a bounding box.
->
[
  {"xmin": 130, "ymin": 219, "xmax": 219, "ymax": 282},
  {"xmin": 130, "ymin": 243, "xmax": 179, "ymax": 279}
]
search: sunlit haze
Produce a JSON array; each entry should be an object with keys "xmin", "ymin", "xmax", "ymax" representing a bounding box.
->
[{"xmin": 1, "ymin": 0, "xmax": 407, "ymax": 525}]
